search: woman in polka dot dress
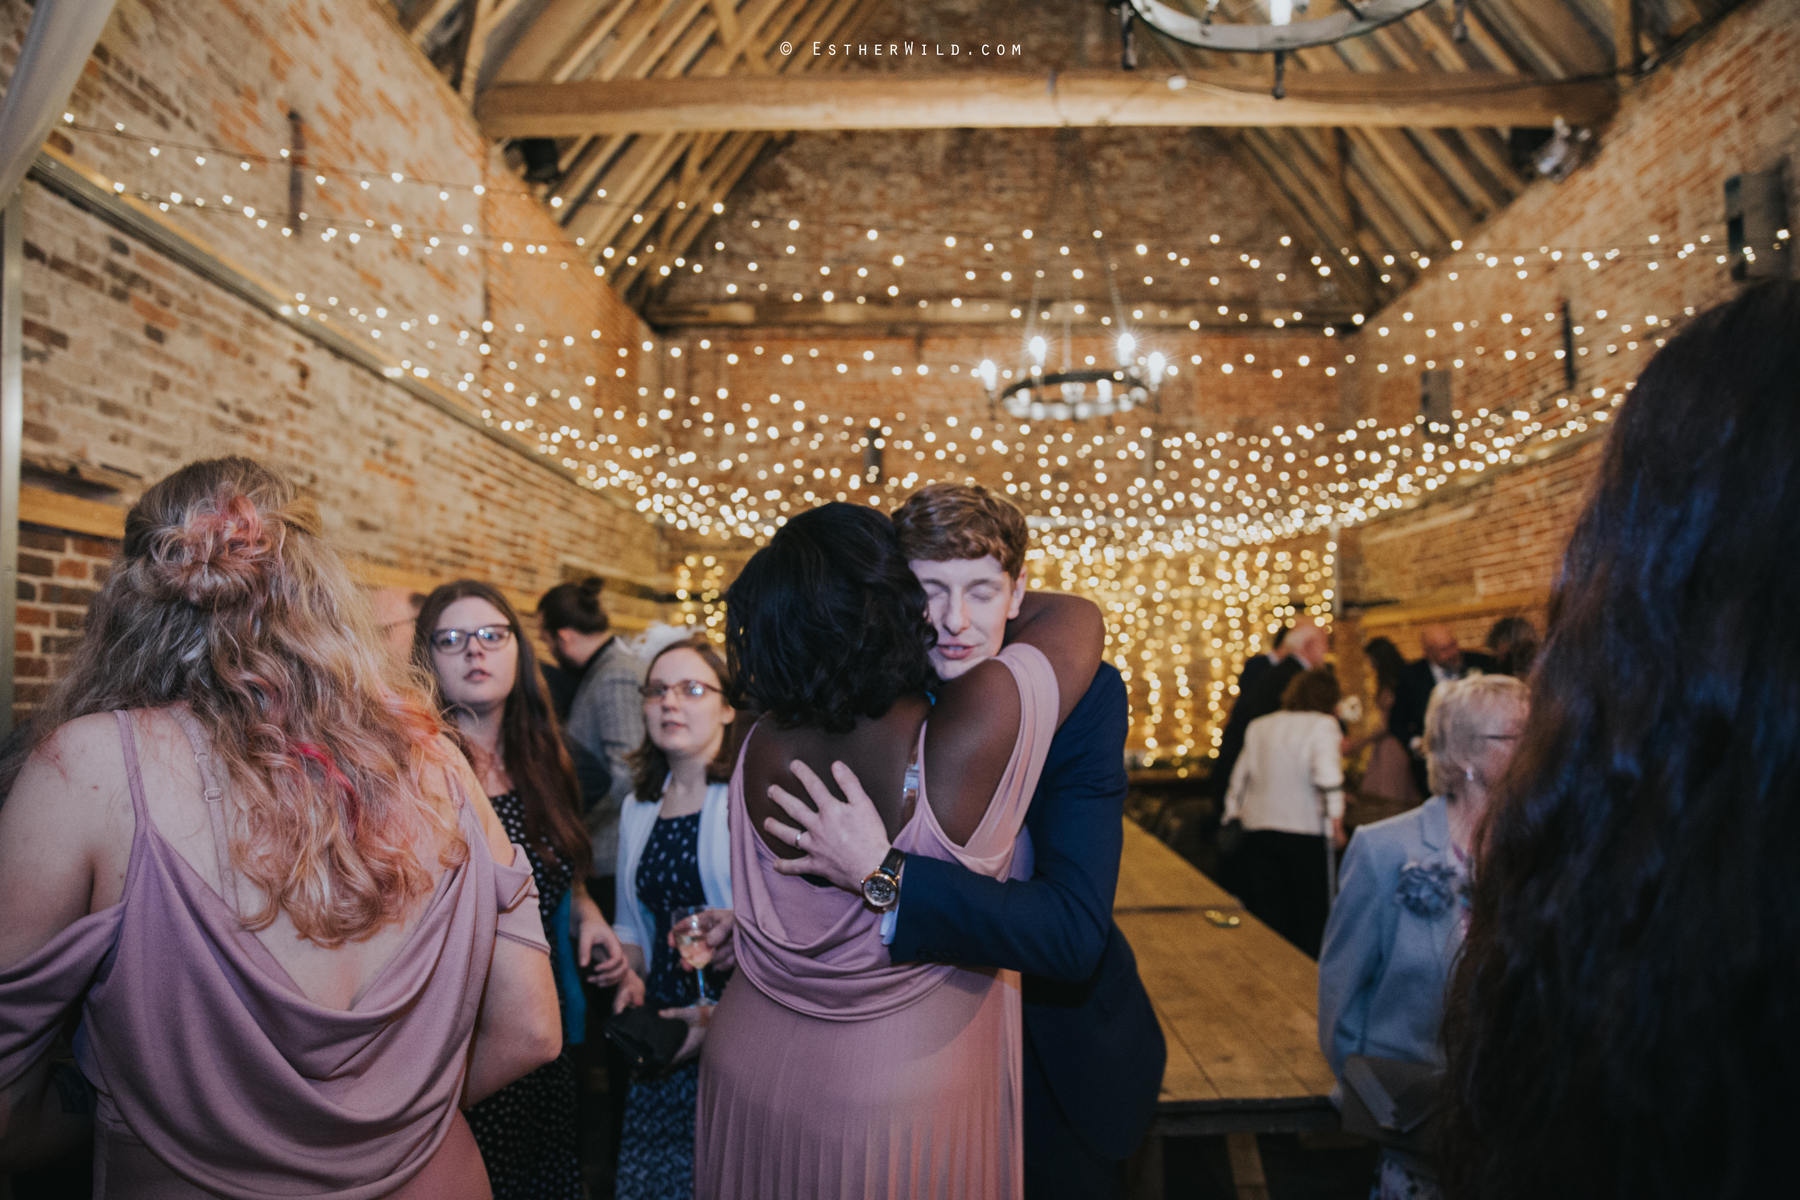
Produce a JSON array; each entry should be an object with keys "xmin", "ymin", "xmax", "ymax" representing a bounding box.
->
[
  {"xmin": 613, "ymin": 638, "xmax": 740, "ymax": 1200},
  {"xmin": 416, "ymin": 581, "xmax": 632, "ymax": 1199}
]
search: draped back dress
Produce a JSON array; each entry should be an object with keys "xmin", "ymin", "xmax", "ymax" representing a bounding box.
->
[
  {"xmin": 0, "ymin": 710, "xmax": 550, "ymax": 1199},
  {"xmin": 695, "ymin": 644, "xmax": 1058, "ymax": 1200}
]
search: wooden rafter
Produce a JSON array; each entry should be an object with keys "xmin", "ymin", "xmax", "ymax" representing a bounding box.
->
[{"xmin": 475, "ymin": 69, "xmax": 1616, "ymax": 137}]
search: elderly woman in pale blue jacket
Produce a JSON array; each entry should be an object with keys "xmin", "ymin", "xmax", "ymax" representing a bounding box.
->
[
  {"xmin": 612, "ymin": 636, "xmax": 739, "ymax": 1200},
  {"xmin": 1318, "ymin": 672, "xmax": 1526, "ymax": 1200}
]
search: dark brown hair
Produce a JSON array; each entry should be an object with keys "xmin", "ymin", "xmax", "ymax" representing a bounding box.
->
[
  {"xmin": 1441, "ymin": 283, "xmax": 1800, "ymax": 1200},
  {"xmin": 892, "ymin": 482, "xmax": 1029, "ymax": 577},
  {"xmin": 414, "ymin": 580, "xmax": 590, "ymax": 869},
  {"xmin": 630, "ymin": 637, "xmax": 744, "ymax": 803},
  {"xmin": 538, "ymin": 575, "xmax": 610, "ymax": 636},
  {"xmin": 1281, "ymin": 666, "xmax": 1341, "ymax": 715}
]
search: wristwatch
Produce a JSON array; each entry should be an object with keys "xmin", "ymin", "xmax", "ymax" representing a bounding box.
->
[{"xmin": 861, "ymin": 848, "xmax": 906, "ymax": 911}]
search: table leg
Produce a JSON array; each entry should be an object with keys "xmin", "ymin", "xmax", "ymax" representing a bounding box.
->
[
  {"xmin": 1225, "ymin": 1132, "xmax": 1269, "ymax": 1200},
  {"xmin": 1125, "ymin": 1134, "xmax": 1164, "ymax": 1200}
]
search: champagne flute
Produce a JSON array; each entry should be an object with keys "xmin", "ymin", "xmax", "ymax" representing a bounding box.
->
[{"xmin": 671, "ymin": 906, "xmax": 716, "ymax": 1006}]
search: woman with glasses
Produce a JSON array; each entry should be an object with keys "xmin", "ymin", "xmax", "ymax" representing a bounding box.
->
[
  {"xmin": 612, "ymin": 636, "xmax": 740, "ymax": 1200},
  {"xmin": 1317, "ymin": 672, "xmax": 1526, "ymax": 1200},
  {"xmin": 414, "ymin": 581, "xmax": 630, "ymax": 1200}
]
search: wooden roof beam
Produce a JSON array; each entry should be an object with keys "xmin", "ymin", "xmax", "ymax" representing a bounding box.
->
[{"xmin": 475, "ymin": 69, "xmax": 1616, "ymax": 137}]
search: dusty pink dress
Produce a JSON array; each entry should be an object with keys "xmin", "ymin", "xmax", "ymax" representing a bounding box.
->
[
  {"xmin": 0, "ymin": 711, "xmax": 549, "ymax": 1199},
  {"xmin": 696, "ymin": 644, "xmax": 1058, "ymax": 1200}
]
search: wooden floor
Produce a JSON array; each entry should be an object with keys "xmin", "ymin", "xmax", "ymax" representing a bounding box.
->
[{"xmin": 1115, "ymin": 819, "xmax": 1338, "ymax": 1137}]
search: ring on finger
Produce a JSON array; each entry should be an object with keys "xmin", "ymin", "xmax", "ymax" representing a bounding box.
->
[{"xmin": 796, "ymin": 828, "xmax": 807, "ymax": 847}]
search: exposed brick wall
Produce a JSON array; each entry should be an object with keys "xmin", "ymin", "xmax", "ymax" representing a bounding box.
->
[
  {"xmin": 13, "ymin": 527, "xmax": 118, "ymax": 716},
  {"xmin": 1332, "ymin": 0, "xmax": 1797, "ymax": 671},
  {"xmin": 2, "ymin": 0, "xmax": 674, "ymax": 720}
]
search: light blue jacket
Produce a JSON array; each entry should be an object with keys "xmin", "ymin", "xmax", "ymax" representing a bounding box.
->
[{"xmin": 1317, "ymin": 796, "xmax": 1467, "ymax": 1097}]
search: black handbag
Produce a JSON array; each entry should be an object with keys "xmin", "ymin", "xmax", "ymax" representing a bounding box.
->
[
  {"xmin": 1339, "ymin": 1054, "xmax": 1442, "ymax": 1174},
  {"xmin": 603, "ymin": 1006, "xmax": 689, "ymax": 1075}
]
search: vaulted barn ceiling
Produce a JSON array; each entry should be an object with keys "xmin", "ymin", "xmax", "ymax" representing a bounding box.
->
[{"xmin": 394, "ymin": 0, "xmax": 1733, "ymax": 322}]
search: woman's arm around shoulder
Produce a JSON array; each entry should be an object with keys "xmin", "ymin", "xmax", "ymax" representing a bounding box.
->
[{"xmin": 1003, "ymin": 590, "xmax": 1105, "ymax": 727}]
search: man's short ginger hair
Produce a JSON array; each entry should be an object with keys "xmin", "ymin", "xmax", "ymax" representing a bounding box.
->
[{"xmin": 892, "ymin": 483, "xmax": 1029, "ymax": 577}]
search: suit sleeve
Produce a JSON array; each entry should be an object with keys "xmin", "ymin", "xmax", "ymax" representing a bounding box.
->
[
  {"xmin": 888, "ymin": 668, "xmax": 1128, "ymax": 983},
  {"xmin": 1317, "ymin": 828, "xmax": 1397, "ymax": 1082}
]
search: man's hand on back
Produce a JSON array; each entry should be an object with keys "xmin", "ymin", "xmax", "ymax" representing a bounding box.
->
[{"xmin": 763, "ymin": 760, "xmax": 892, "ymax": 893}]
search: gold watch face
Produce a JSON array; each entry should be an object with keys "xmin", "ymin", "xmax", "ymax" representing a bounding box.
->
[{"xmin": 863, "ymin": 872, "xmax": 898, "ymax": 909}]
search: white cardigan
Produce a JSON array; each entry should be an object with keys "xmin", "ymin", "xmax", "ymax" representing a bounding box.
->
[
  {"xmin": 613, "ymin": 781, "xmax": 732, "ymax": 952},
  {"xmin": 1224, "ymin": 710, "xmax": 1346, "ymax": 836}
]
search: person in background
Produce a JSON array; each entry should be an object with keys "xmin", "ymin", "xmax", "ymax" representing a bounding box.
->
[
  {"xmin": 0, "ymin": 458, "xmax": 560, "ymax": 1195},
  {"xmin": 416, "ymin": 580, "xmax": 629, "ymax": 1200},
  {"xmin": 1388, "ymin": 625, "xmax": 1494, "ymax": 799},
  {"xmin": 1223, "ymin": 666, "xmax": 1346, "ymax": 958},
  {"xmin": 1319, "ymin": 673, "xmax": 1526, "ymax": 1200},
  {"xmin": 1342, "ymin": 637, "xmax": 1420, "ymax": 830},
  {"xmin": 539, "ymin": 577, "xmax": 644, "ymax": 896},
  {"xmin": 1443, "ymin": 285, "xmax": 1800, "ymax": 1200},
  {"xmin": 371, "ymin": 584, "xmax": 425, "ymax": 669},
  {"xmin": 611, "ymin": 637, "xmax": 739, "ymax": 1200},
  {"xmin": 1482, "ymin": 616, "xmax": 1538, "ymax": 678},
  {"xmin": 764, "ymin": 482, "xmax": 1165, "ymax": 1199},
  {"xmin": 1236, "ymin": 623, "xmax": 1291, "ymax": 706},
  {"xmin": 1207, "ymin": 621, "xmax": 1329, "ymax": 804}
]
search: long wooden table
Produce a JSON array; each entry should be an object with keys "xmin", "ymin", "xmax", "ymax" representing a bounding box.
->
[{"xmin": 1115, "ymin": 820, "xmax": 1339, "ymax": 1197}]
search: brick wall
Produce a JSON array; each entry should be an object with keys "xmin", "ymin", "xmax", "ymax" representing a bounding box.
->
[
  {"xmin": 13, "ymin": 527, "xmax": 118, "ymax": 713},
  {"xmin": 3, "ymin": 0, "xmax": 675, "ymax": 721},
  {"xmin": 1330, "ymin": 0, "xmax": 1797, "ymax": 673}
]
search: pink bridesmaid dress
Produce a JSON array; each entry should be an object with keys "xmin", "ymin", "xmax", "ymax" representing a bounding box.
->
[
  {"xmin": 0, "ymin": 710, "xmax": 549, "ymax": 1198},
  {"xmin": 696, "ymin": 643, "xmax": 1059, "ymax": 1200}
]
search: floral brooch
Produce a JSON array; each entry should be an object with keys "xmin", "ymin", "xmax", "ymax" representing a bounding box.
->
[{"xmin": 1395, "ymin": 860, "xmax": 1468, "ymax": 918}]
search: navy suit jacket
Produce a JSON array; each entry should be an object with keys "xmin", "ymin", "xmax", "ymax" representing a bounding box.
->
[{"xmin": 889, "ymin": 664, "xmax": 1166, "ymax": 1161}]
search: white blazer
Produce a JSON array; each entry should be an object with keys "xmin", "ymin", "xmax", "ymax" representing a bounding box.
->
[{"xmin": 613, "ymin": 781, "xmax": 732, "ymax": 952}]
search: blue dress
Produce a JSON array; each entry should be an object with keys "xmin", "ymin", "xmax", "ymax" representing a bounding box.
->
[{"xmin": 616, "ymin": 812, "xmax": 720, "ymax": 1200}]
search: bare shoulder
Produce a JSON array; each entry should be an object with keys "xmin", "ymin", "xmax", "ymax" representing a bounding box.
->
[{"xmin": 0, "ymin": 713, "xmax": 136, "ymax": 966}]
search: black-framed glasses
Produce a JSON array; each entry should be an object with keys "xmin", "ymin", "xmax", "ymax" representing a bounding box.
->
[
  {"xmin": 430, "ymin": 625, "xmax": 514, "ymax": 653},
  {"xmin": 639, "ymin": 679, "xmax": 722, "ymax": 701}
]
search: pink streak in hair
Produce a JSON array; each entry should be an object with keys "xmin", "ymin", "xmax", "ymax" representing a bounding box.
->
[{"xmin": 293, "ymin": 742, "xmax": 361, "ymax": 834}]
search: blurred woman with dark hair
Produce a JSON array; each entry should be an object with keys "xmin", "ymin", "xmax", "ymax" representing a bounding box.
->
[
  {"xmin": 416, "ymin": 581, "xmax": 629, "ymax": 1199},
  {"xmin": 1344, "ymin": 637, "xmax": 1420, "ymax": 829},
  {"xmin": 1442, "ymin": 283, "xmax": 1800, "ymax": 1200},
  {"xmin": 1481, "ymin": 615, "xmax": 1538, "ymax": 679},
  {"xmin": 0, "ymin": 458, "xmax": 560, "ymax": 1194},
  {"xmin": 695, "ymin": 502, "xmax": 1104, "ymax": 1198},
  {"xmin": 1222, "ymin": 666, "xmax": 1347, "ymax": 957}
]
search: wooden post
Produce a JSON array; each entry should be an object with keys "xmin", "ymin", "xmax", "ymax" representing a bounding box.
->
[
  {"xmin": 1612, "ymin": 0, "xmax": 1637, "ymax": 75},
  {"xmin": 0, "ymin": 190, "xmax": 23, "ymax": 735},
  {"xmin": 1225, "ymin": 1132, "xmax": 1271, "ymax": 1200}
]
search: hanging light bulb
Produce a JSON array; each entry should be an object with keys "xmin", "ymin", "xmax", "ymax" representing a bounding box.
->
[
  {"xmin": 1029, "ymin": 336, "xmax": 1048, "ymax": 365},
  {"xmin": 1118, "ymin": 332, "xmax": 1137, "ymax": 361},
  {"xmin": 1270, "ymin": 0, "xmax": 1295, "ymax": 25},
  {"xmin": 979, "ymin": 359, "xmax": 999, "ymax": 392},
  {"xmin": 1148, "ymin": 351, "xmax": 1166, "ymax": 379}
]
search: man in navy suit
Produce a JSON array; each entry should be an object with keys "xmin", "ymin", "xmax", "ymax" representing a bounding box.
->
[{"xmin": 767, "ymin": 483, "xmax": 1166, "ymax": 1198}]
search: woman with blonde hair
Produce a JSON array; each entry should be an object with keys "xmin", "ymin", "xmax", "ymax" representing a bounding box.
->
[
  {"xmin": 1318, "ymin": 672, "xmax": 1527, "ymax": 1200},
  {"xmin": 0, "ymin": 457, "xmax": 561, "ymax": 1196}
]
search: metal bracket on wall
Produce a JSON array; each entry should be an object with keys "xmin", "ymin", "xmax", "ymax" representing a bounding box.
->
[{"xmin": 24, "ymin": 148, "xmax": 635, "ymax": 515}]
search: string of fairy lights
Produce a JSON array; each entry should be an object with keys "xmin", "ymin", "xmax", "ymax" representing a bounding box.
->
[{"xmin": 54, "ymin": 116, "xmax": 1787, "ymax": 758}]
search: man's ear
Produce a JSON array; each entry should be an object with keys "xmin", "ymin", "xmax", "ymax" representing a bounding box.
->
[{"xmin": 1007, "ymin": 572, "xmax": 1028, "ymax": 620}]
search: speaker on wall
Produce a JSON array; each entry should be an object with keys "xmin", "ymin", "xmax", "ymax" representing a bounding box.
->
[{"xmin": 1726, "ymin": 168, "xmax": 1792, "ymax": 281}]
